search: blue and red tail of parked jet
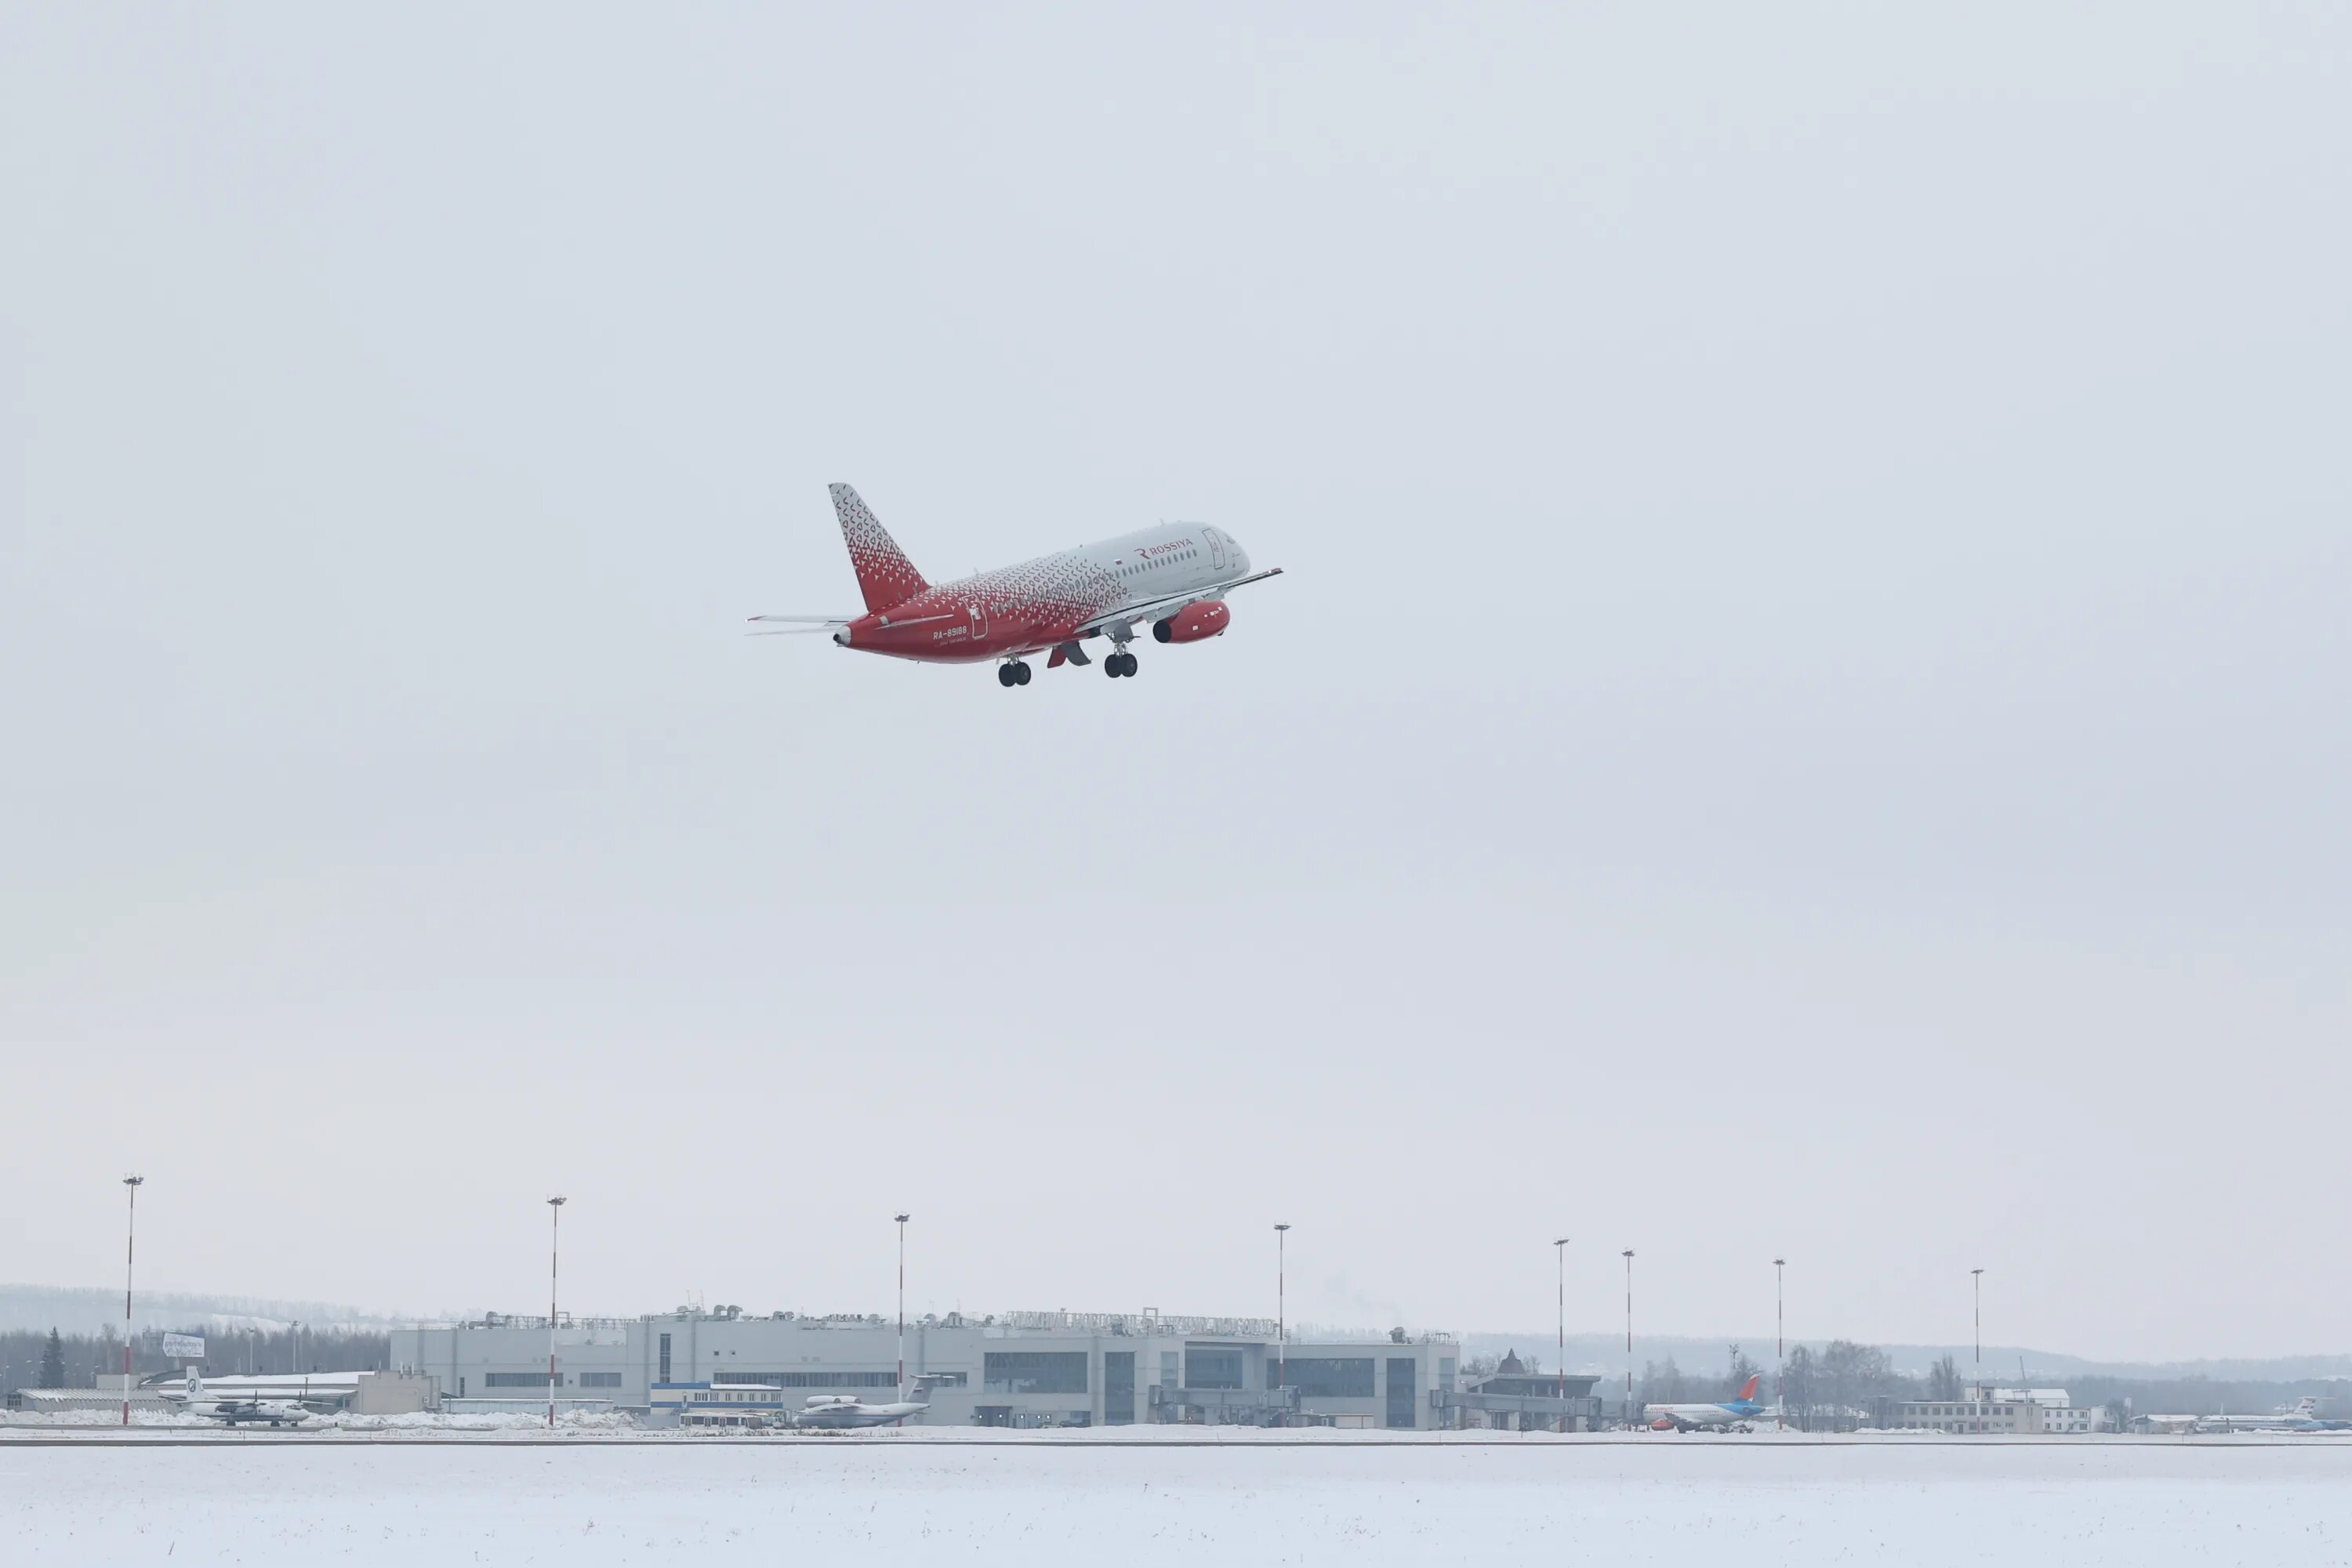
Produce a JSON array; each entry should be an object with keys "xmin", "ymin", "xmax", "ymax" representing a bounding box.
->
[{"xmin": 1719, "ymin": 1374, "xmax": 1766, "ymax": 1417}]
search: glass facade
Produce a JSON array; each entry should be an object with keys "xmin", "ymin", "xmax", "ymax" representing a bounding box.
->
[
  {"xmin": 1104, "ymin": 1352, "xmax": 1135, "ymax": 1425},
  {"xmin": 1185, "ymin": 1346, "xmax": 1246, "ymax": 1390},
  {"xmin": 984, "ymin": 1352, "xmax": 1089, "ymax": 1395},
  {"xmin": 1269, "ymin": 1357, "xmax": 1375, "ymax": 1398},
  {"xmin": 729, "ymin": 1371, "xmax": 898, "ymax": 1389},
  {"xmin": 1385, "ymin": 1358, "xmax": 1417, "ymax": 1428},
  {"xmin": 658, "ymin": 1333, "xmax": 671, "ymax": 1383}
]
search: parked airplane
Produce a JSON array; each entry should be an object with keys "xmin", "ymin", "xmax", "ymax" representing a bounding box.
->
[
  {"xmin": 752, "ymin": 484, "xmax": 1283, "ymax": 686},
  {"xmin": 1646, "ymin": 1374, "xmax": 1768, "ymax": 1432},
  {"xmin": 791, "ymin": 1389, "xmax": 931, "ymax": 1429},
  {"xmin": 164, "ymin": 1370, "xmax": 312, "ymax": 1428},
  {"xmin": 2205, "ymin": 1397, "xmax": 2352, "ymax": 1433}
]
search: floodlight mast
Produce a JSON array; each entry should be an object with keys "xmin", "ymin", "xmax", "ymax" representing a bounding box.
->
[
  {"xmin": 1774, "ymin": 1258, "xmax": 1787, "ymax": 1431},
  {"xmin": 546, "ymin": 1196, "xmax": 567, "ymax": 1428},
  {"xmin": 122, "ymin": 1176, "xmax": 143, "ymax": 1428},
  {"xmin": 1274, "ymin": 1224, "xmax": 1291, "ymax": 1403},
  {"xmin": 1621, "ymin": 1250, "xmax": 1635, "ymax": 1427},
  {"xmin": 1972, "ymin": 1268, "xmax": 1985, "ymax": 1396},
  {"xmin": 1554, "ymin": 1238, "xmax": 1570, "ymax": 1433},
  {"xmin": 895, "ymin": 1214, "xmax": 911, "ymax": 1402}
]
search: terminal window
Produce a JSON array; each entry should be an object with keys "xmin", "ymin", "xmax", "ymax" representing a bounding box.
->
[
  {"xmin": 1185, "ymin": 1347, "xmax": 1245, "ymax": 1390},
  {"xmin": 984, "ymin": 1352, "xmax": 1089, "ymax": 1395},
  {"xmin": 729, "ymin": 1371, "xmax": 899, "ymax": 1390},
  {"xmin": 1385, "ymin": 1359, "xmax": 1416, "ymax": 1428},
  {"xmin": 1271, "ymin": 1357, "xmax": 1374, "ymax": 1398},
  {"xmin": 579, "ymin": 1372, "xmax": 622, "ymax": 1388},
  {"xmin": 1104, "ymin": 1352, "xmax": 1135, "ymax": 1425},
  {"xmin": 483, "ymin": 1372, "xmax": 554, "ymax": 1388}
]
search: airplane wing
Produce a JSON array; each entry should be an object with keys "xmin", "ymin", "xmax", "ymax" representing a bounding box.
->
[{"xmin": 1073, "ymin": 568, "xmax": 1284, "ymax": 638}]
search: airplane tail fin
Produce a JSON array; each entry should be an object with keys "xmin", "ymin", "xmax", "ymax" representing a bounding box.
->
[
  {"xmin": 186, "ymin": 1368, "xmax": 204, "ymax": 1402},
  {"xmin": 830, "ymin": 484, "xmax": 930, "ymax": 612},
  {"xmin": 1736, "ymin": 1374, "xmax": 1762, "ymax": 1403}
]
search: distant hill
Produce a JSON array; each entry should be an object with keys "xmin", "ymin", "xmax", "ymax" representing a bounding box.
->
[{"xmin": 0, "ymin": 1283, "xmax": 418, "ymax": 1336}]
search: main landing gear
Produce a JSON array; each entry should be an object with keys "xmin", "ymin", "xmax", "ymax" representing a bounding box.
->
[
  {"xmin": 996, "ymin": 659, "xmax": 1032, "ymax": 688},
  {"xmin": 1103, "ymin": 649, "xmax": 1138, "ymax": 678}
]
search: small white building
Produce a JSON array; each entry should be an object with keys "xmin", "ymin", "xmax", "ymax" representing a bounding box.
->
[{"xmin": 1891, "ymin": 1386, "xmax": 2099, "ymax": 1434}]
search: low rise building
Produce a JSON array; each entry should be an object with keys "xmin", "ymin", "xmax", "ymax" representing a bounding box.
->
[
  {"xmin": 1890, "ymin": 1386, "xmax": 2098, "ymax": 1434},
  {"xmin": 391, "ymin": 1308, "xmax": 1459, "ymax": 1428}
]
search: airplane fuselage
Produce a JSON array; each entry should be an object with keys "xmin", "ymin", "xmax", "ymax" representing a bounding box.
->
[
  {"xmin": 793, "ymin": 1396, "xmax": 929, "ymax": 1429},
  {"xmin": 837, "ymin": 523, "xmax": 1254, "ymax": 663},
  {"xmin": 1646, "ymin": 1401, "xmax": 1763, "ymax": 1432}
]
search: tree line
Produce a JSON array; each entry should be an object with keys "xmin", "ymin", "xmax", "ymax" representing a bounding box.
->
[
  {"xmin": 2, "ymin": 1324, "xmax": 391, "ymax": 1396},
  {"xmin": 1635, "ymin": 1343, "xmax": 2351, "ymax": 1425}
]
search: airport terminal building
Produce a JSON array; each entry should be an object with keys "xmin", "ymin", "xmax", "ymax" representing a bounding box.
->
[{"xmin": 391, "ymin": 1308, "xmax": 1459, "ymax": 1428}]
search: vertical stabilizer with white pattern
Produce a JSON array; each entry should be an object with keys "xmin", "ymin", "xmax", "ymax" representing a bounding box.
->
[{"xmin": 830, "ymin": 484, "xmax": 930, "ymax": 612}]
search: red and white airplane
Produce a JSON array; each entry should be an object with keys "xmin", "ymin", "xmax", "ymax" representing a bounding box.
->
[{"xmin": 752, "ymin": 484, "xmax": 1283, "ymax": 686}]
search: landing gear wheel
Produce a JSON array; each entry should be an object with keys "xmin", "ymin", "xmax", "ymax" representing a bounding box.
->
[
  {"xmin": 1012, "ymin": 661, "xmax": 1032, "ymax": 685},
  {"xmin": 1104, "ymin": 651, "xmax": 1138, "ymax": 677},
  {"xmin": 997, "ymin": 664, "xmax": 1018, "ymax": 688}
]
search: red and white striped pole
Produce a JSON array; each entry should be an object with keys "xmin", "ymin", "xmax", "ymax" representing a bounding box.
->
[
  {"xmin": 1555, "ymin": 1237, "xmax": 1570, "ymax": 1432},
  {"xmin": 122, "ymin": 1176, "xmax": 143, "ymax": 1427},
  {"xmin": 546, "ymin": 1196, "xmax": 567, "ymax": 1428},
  {"xmin": 894, "ymin": 1214, "xmax": 910, "ymax": 1402},
  {"xmin": 1621, "ymin": 1249, "xmax": 1635, "ymax": 1428}
]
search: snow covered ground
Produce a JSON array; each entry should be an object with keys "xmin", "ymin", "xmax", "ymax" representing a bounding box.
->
[{"xmin": 4, "ymin": 1439, "xmax": 2350, "ymax": 1565}]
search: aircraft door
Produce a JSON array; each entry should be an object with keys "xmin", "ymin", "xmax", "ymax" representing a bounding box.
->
[
  {"xmin": 1207, "ymin": 528, "xmax": 1228, "ymax": 572},
  {"xmin": 966, "ymin": 598, "xmax": 989, "ymax": 644}
]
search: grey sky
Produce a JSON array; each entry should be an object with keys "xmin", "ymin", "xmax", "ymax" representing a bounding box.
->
[{"xmin": 2, "ymin": 4, "xmax": 2345, "ymax": 1362}]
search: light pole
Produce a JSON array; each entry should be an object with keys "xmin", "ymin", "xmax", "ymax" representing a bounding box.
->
[
  {"xmin": 1621, "ymin": 1249, "xmax": 1635, "ymax": 1428},
  {"xmin": 895, "ymin": 1214, "xmax": 910, "ymax": 1402},
  {"xmin": 1274, "ymin": 1224, "xmax": 1291, "ymax": 1401},
  {"xmin": 1773, "ymin": 1258, "xmax": 1786, "ymax": 1431},
  {"xmin": 1971, "ymin": 1267, "xmax": 1984, "ymax": 1407},
  {"xmin": 290, "ymin": 1321, "xmax": 300, "ymax": 1377},
  {"xmin": 1554, "ymin": 1237, "xmax": 1570, "ymax": 1433},
  {"xmin": 546, "ymin": 1196, "xmax": 567, "ymax": 1428},
  {"xmin": 121, "ymin": 1175, "xmax": 143, "ymax": 1427}
]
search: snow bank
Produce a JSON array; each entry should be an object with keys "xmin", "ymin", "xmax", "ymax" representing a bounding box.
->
[
  {"xmin": 3, "ymin": 1435, "xmax": 2349, "ymax": 1566},
  {"xmin": 305, "ymin": 1407, "xmax": 639, "ymax": 1433}
]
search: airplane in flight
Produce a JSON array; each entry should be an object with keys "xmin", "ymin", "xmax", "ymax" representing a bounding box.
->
[
  {"xmin": 1646, "ymin": 1374, "xmax": 1769, "ymax": 1432},
  {"xmin": 790, "ymin": 1389, "xmax": 932, "ymax": 1429},
  {"xmin": 752, "ymin": 484, "xmax": 1283, "ymax": 686},
  {"xmin": 163, "ymin": 1370, "xmax": 313, "ymax": 1428}
]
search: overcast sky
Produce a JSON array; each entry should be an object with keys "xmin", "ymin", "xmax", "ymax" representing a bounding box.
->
[{"xmin": 2, "ymin": 3, "xmax": 2346, "ymax": 1363}]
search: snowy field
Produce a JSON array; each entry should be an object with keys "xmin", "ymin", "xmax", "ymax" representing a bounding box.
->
[{"xmin": 5, "ymin": 1439, "xmax": 2350, "ymax": 1566}]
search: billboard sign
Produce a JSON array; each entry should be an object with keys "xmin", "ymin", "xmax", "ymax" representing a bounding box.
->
[{"xmin": 161, "ymin": 1333, "xmax": 206, "ymax": 1360}]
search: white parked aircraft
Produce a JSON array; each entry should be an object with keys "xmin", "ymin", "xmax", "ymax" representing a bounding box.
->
[
  {"xmin": 791, "ymin": 1389, "xmax": 931, "ymax": 1429},
  {"xmin": 1646, "ymin": 1374, "xmax": 1768, "ymax": 1432},
  {"xmin": 163, "ymin": 1370, "xmax": 312, "ymax": 1428}
]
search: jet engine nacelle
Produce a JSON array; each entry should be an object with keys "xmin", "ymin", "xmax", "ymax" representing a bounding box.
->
[{"xmin": 1156, "ymin": 601, "xmax": 1230, "ymax": 644}]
